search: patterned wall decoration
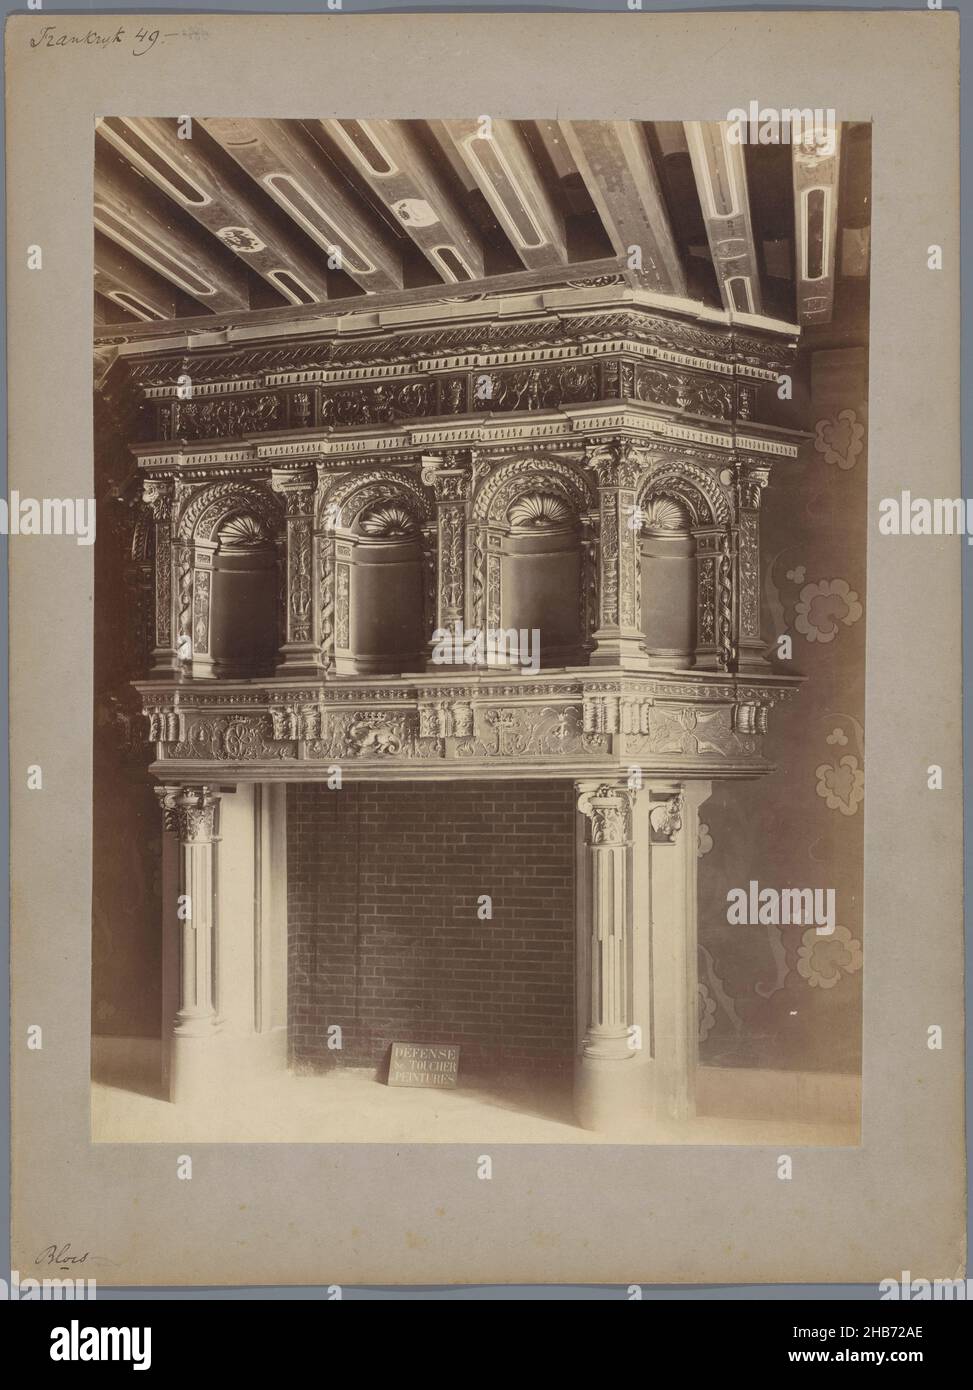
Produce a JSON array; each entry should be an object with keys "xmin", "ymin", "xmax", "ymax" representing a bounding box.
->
[{"xmin": 697, "ymin": 346, "xmax": 867, "ymax": 1074}]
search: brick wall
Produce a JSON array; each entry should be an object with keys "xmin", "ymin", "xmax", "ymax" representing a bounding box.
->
[{"xmin": 287, "ymin": 780, "xmax": 577, "ymax": 1076}]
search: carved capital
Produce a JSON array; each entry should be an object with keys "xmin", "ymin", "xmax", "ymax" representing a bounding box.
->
[
  {"xmin": 739, "ymin": 461, "xmax": 772, "ymax": 511},
  {"xmin": 271, "ymin": 467, "xmax": 317, "ymax": 517},
  {"xmin": 143, "ymin": 478, "xmax": 175, "ymax": 522},
  {"xmin": 154, "ymin": 783, "xmax": 181, "ymax": 833},
  {"xmin": 584, "ymin": 436, "xmax": 645, "ymax": 491},
  {"xmin": 421, "ymin": 450, "xmax": 474, "ymax": 500},
  {"xmin": 160, "ymin": 784, "xmax": 219, "ymax": 843},
  {"xmin": 577, "ymin": 782, "xmax": 634, "ymax": 846}
]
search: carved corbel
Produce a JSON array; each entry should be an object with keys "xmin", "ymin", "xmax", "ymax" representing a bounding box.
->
[
  {"xmin": 147, "ymin": 708, "xmax": 185, "ymax": 744},
  {"xmin": 582, "ymin": 692, "xmax": 620, "ymax": 735},
  {"xmin": 418, "ymin": 697, "xmax": 475, "ymax": 740},
  {"xmin": 649, "ymin": 790, "xmax": 684, "ymax": 844},
  {"xmin": 733, "ymin": 701, "xmax": 769, "ymax": 735}
]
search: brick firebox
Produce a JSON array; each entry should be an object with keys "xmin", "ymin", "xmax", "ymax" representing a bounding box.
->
[{"xmin": 287, "ymin": 781, "xmax": 576, "ymax": 1076}]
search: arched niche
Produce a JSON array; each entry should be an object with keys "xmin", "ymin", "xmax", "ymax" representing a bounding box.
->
[
  {"xmin": 335, "ymin": 499, "xmax": 427, "ymax": 677},
  {"xmin": 470, "ymin": 458, "xmax": 594, "ymax": 671},
  {"xmin": 500, "ymin": 491, "xmax": 584, "ymax": 668},
  {"xmin": 206, "ymin": 513, "xmax": 279, "ymax": 679},
  {"xmin": 174, "ymin": 482, "xmax": 285, "ymax": 681},
  {"xmin": 637, "ymin": 463, "xmax": 734, "ymax": 672},
  {"xmin": 639, "ymin": 497, "xmax": 697, "ymax": 667}
]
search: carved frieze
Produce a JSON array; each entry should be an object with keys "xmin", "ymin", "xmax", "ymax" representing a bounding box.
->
[
  {"xmin": 472, "ymin": 363, "xmax": 599, "ymax": 412},
  {"xmin": 166, "ymin": 717, "xmax": 296, "ymax": 762},
  {"xmin": 622, "ymin": 705, "xmax": 757, "ymax": 759},
  {"xmin": 139, "ymin": 667, "xmax": 796, "ymax": 775},
  {"xmin": 453, "ymin": 705, "xmax": 611, "ymax": 760},
  {"xmin": 121, "ymin": 296, "xmax": 795, "ymax": 400},
  {"xmin": 163, "ymin": 394, "xmax": 282, "ymax": 441},
  {"xmin": 635, "ymin": 365, "xmax": 733, "ymax": 420},
  {"xmin": 307, "ymin": 711, "xmax": 417, "ymax": 760},
  {"xmin": 319, "ymin": 379, "xmax": 432, "ymax": 427}
]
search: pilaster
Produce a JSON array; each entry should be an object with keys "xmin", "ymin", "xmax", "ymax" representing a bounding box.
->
[
  {"xmin": 143, "ymin": 479, "xmax": 179, "ymax": 677},
  {"xmin": 271, "ymin": 467, "xmax": 320, "ymax": 677},
  {"xmin": 574, "ymin": 779, "xmax": 640, "ymax": 1129},
  {"xmin": 737, "ymin": 460, "xmax": 772, "ymax": 669},
  {"xmin": 585, "ymin": 438, "xmax": 650, "ymax": 670},
  {"xmin": 156, "ymin": 783, "xmax": 221, "ymax": 1104},
  {"xmin": 422, "ymin": 451, "xmax": 472, "ymax": 669},
  {"xmin": 646, "ymin": 779, "xmax": 712, "ymax": 1122}
]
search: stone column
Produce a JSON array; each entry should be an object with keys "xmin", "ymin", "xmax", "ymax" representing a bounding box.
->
[
  {"xmin": 157, "ymin": 784, "xmax": 221, "ymax": 1104},
  {"xmin": 646, "ymin": 779, "xmax": 712, "ymax": 1122},
  {"xmin": 271, "ymin": 467, "xmax": 320, "ymax": 677},
  {"xmin": 422, "ymin": 452, "xmax": 472, "ymax": 669},
  {"xmin": 575, "ymin": 780, "xmax": 641, "ymax": 1129},
  {"xmin": 585, "ymin": 439, "xmax": 650, "ymax": 669},
  {"xmin": 143, "ymin": 479, "xmax": 179, "ymax": 676},
  {"xmin": 211, "ymin": 783, "xmax": 288, "ymax": 1075},
  {"xmin": 575, "ymin": 775, "xmax": 713, "ymax": 1132}
]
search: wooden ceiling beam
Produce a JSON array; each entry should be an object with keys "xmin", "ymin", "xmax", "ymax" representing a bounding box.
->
[
  {"xmin": 94, "ymin": 235, "xmax": 183, "ymax": 322},
  {"xmin": 559, "ymin": 120, "xmax": 687, "ymax": 295},
  {"xmin": 320, "ymin": 119, "xmax": 485, "ymax": 284},
  {"xmin": 201, "ymin": 117, "xmax": 404, "ymax": 293},
  {"xmin": 445, "ymin": 118, "xmax": 568, "ymax": 270},
  {"xmin": 683, "ymin": 120, "xmax": 763, "ymax": 316},
  {"xmin": 97, "ymin": 118, "xmax": 333, "ymax": 307},
  {"xmin": 94, "ymin": 166, "xmax": 250, "ymax": 313},
  {"xmin": 792, "ymin": 126, "xmax": 842, "ymax": 324}
]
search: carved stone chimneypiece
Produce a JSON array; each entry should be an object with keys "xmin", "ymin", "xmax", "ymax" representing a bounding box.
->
[{"xmin": 108, "ymin": 279, "xmax": 806, "ymax": 1127}]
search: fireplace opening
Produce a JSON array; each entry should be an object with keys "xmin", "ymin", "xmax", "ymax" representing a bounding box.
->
[{"xmin": 287, "ymin": 780, "xmax": 578, "ymax": 1083}]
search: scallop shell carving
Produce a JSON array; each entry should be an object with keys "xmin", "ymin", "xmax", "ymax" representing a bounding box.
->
[
  {"xmin": 359, "ymin": 504, "xmax": 418, "ymax": 537},
  {"xmin": 507, "ymin": 492, "xmax": 573, "ymax": 529},
  {"xmin": 217, "ymin": 512, "xmax": 270, "ymax": 549},
  {"xmin": 642, "ymin": 496, "xmax": 692, "ymax": 532}
]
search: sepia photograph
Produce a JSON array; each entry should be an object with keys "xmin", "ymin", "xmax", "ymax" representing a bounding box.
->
[
  {"xmin": 91, "ymin": 112, "xmax": 870, "ymax": 1146},
  {"xmin": 6, "ymin": 7, "xmax": 963, "ymax": 1299}
]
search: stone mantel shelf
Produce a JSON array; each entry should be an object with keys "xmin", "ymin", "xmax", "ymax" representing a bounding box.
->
[{"xmin": 136, "ymin": 667, "xmax": 803, "ymax": 783}]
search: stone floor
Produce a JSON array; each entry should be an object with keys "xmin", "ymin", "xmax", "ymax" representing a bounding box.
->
[{"xmin": 91, "ymin": 1041, "xmax": 860, "ymax": 1146}]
